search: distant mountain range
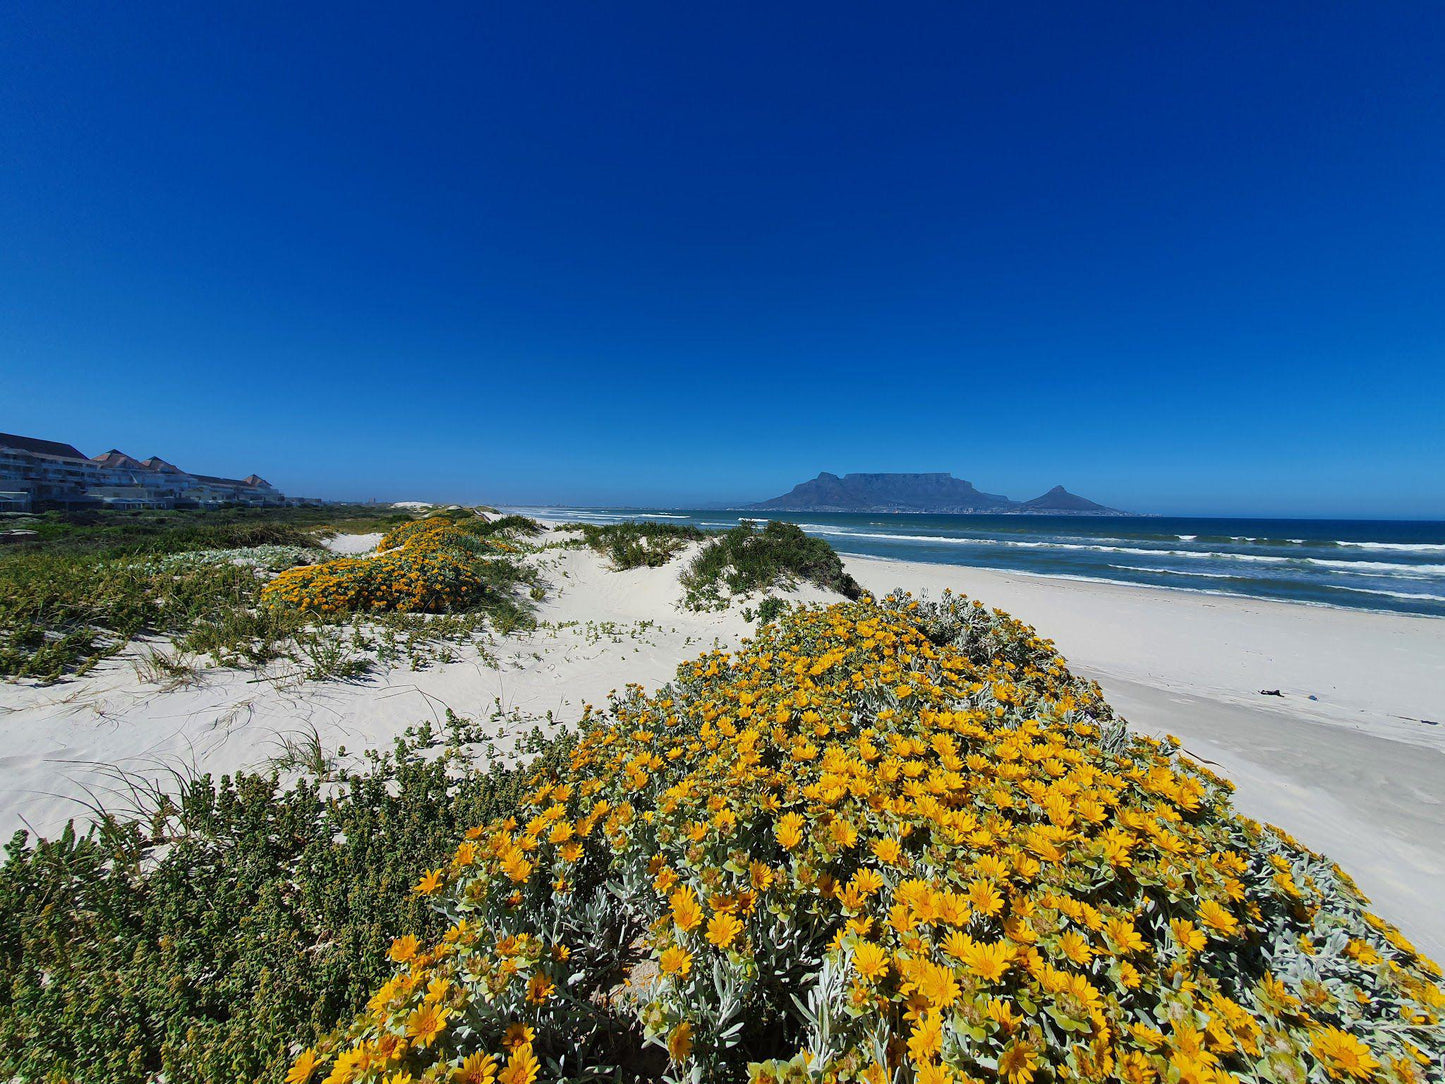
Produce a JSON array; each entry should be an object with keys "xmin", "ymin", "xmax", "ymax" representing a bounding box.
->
[{"xmin": 750, "ymin": 473, "xmax": 1119, "ymax": 514}]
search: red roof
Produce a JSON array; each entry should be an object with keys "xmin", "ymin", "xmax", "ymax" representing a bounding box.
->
[
  {"xmin": 92, "ymin": 449, "xmax": 147, "ymax": 469},
  {"xmin": 0, "ymin": 432, "xmax": 88, "ymax": 460}
]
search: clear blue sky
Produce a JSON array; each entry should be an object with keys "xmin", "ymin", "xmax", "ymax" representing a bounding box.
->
[{"xmin": 2, "ymin": 2, "xmax": 1442, "ymax": 516}]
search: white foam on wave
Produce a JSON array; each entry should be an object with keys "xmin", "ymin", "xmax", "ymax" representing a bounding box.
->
[
  {"xmin": 1308, "ymin": 558, "xmax": 1445, "ymax": 577},
  {"xmin": 1336, "ymin": 541, "xmax": 1445, "ymax": 553},
  {"xmin": 1327, "ymin": 585, "xmax": 1445, "ymax": 602}
]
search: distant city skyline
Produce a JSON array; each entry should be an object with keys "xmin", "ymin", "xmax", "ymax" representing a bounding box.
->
[{"xmin": 3, "ymin": 3, "xmax": 1443, "ymax": 517}]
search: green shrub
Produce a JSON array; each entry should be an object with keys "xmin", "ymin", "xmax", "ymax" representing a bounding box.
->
[
  {"xmin": 755, "ymin": 595, "xmax": 788, "ymax": 625},
  {"xmin": 680, "ymin": 520, "xmax": 862, "ymax": 608},
  {"xmin": 0, "ymin": 549, "xmax": 307, "ymax": 679},
  {"xmin": 561, "ymin": 521, "xmax": 711, "ymax": 570},
  {"xmin": 0, "ymin": 716, "xmax": 574, "ymax": 1084}
]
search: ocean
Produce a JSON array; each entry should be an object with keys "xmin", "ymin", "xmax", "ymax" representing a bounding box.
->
[{"xmin": 524, "ymin": 509, "xmax": 1445, "ymax": 618}]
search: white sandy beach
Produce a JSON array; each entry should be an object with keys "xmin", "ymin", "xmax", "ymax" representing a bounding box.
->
[{"xmin": 1, "ymin": 529, "xmax": 1441, "ymax": 960}]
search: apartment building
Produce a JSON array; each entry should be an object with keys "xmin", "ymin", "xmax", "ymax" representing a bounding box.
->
[{"xmin": 0, "ymin": 432, "xmax": 286, "ymax": 509}]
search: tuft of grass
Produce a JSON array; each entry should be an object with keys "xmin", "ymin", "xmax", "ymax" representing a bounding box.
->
[
  {"xmin": 561, "ymin": 521, "xmax": 710, "ymax": 570},
  {"xmin": 295, "ymin": 626, "xmax": 372, "ymax": 682},
  {"xmin": 0, "ymin": 549, "xmax": 306, "ymax": 680},
  {"xmin": 679, "ymin": 520, "xmax": 861, "ymax": 609},
  {"xmin": 133, "ymin": 646, "xmax": 203, "ymax": 688}
]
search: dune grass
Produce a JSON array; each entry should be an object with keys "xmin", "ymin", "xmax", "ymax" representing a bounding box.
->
[
  {"xmin": 680, "ymin": 519, "xmax": 862, "ymax": 608},
  {"xmin": 560, "ymin": 520, "xmax": 712, "ymax": 569}
]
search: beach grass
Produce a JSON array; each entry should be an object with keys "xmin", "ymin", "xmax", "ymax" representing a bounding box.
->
[
  {"xmin": 680, "ymin": 518, "xmax": 863, "ymax": 608},
  {"xmin": 560, "ymin": 520, "xmax": 712, "ymax": 569}
]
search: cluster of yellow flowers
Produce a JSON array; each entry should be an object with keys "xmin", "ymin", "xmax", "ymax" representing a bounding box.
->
[
  {"xmin": 262, "ymin": 519, "xmax": 510, "ymax": 614},
  {"xmin": 288, "ymin": 593, "xmax": 1443, "ymax": 1084}
]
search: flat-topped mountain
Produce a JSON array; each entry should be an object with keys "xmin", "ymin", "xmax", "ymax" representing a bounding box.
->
[{"xmin": 751, "ymin": 473, "xmax": 1119, "ymax": 514}]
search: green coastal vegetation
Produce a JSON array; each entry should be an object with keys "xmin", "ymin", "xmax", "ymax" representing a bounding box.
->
[
  {"xmin": 0, "ymin": 507, "xmax": 539, "ymax": 682},
  {"xmin": 0, "ymin": 591, "xmax": 1439, "ymax": 1084},
  {"xmin": 564, "ymin": 518, "xmax": 861, "ymax": 610},
  {"xmin": 1, "ymin": 509, "xmax": 859, "ymax": 683},
  {"xmin": 0, "ymin": 713, "xmax": 572, "ymax": 1084}
]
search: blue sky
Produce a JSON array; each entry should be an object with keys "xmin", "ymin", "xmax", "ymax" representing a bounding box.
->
[{"xmin": 2, "ymin": 2, "xmax": 1442, "ymax": 516}]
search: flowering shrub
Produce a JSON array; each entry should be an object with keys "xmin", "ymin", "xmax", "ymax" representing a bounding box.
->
[
  {"xmin": 291, "ymin": 593, "xmax": 1443, "ymax": 1084},
  {"xmin": 263, "ymin": 519, "xmax": 532, "ymax": 616}
]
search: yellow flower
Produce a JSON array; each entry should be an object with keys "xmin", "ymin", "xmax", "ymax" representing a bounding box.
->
[
  {"xmin": 914, "ymin": 960, "xmax": 961, "ymax": 1008},
  {"xmin": 776, "ymin": 812, "xmax": 805, "ymax": 849},
  {"xmin": 1170, "ymin": 918, "xmax": 1207, "ymax": 954},
  {"xmin": 872, "ymin": 837, "xmax": 903, "ymax": 864},
  {"xmin": 660, "ymin": 945, "xmax": 693, "ymax": 976},
  {"xmin": 1054, "ymin": 928, "xmax": 1091, "ymax": 964},
  {"xmin": 852, "ymin": 941, "xmax": 890, "ymax": 983},
  {"xmin": 455, "ymin": 1051, "xmax": 499, "ymax": 1084},
  {"xmin": 957, "ymin": 938, "xmax": 1013, "ymax": 983},
  {"xmin": 1312, "ymin": 1028, "xmax": 1380, "ymax": 1080},
  {"xmin": 668, "ymin": 1021, "xmax": 694, "ymax": 1061},
  {"xmin": 501, "ymin": 1023, "xmax": 535, "ymax": 1051},
  {"xmin": 908, "ymin": 1014, "xmax": 943, "ymax": 1062},
  {"xmin": 498, "ymin": 1044, "xmax": 540, "ymax": 1084},
  {"xmin": 286, "ymin": 1048, "xmax": 319, "ymax": 1084},
  {"xmin": 706, "ymin": 910, "xmax": 743, "ymax": 948},
  {"xmin": 671, "ymin": 886, "xmax": 703, "ymax": 931},
  {"xmin": 388, "ymin": 935, "xmax": 421, "ymax": 964},
  {"xmin": 1104, "ymin": 916, "xmax": 1147, "ymax": 954},
  {"xmin": 966, "ymin": 878, "xmax": 1003, "ymax": 917},
  {"xmin": 405, "ymin": 1003, "xmax": 449, "ymax": 1048},
  {"xmin": 1198, "ymin": 899, "xmax": 1239, "ymax": 936},
  {"xmin": 526, "ymin": 972, "xmax": 555, "ymax": 1003},
  {"xmin": 999, "ymin": 1040, "xmax": 1040, "ymax": 1084},
  {"xmin": 414, "ymin": 868, "xmax": 445, "ymax": 895},
  {"xmin": 501, "ymin": 852, "xmax": 533, "ymax": 883}
]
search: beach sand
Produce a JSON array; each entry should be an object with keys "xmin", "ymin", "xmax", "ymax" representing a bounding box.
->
[{"xmin": 1, "ymin": 532, "xmax": 1440, "ymax": 959}]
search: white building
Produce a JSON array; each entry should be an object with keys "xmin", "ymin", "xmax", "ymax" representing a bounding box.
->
[{"xmin": 0, "ymin": 433, "xmax": 286, "ymax": 509}]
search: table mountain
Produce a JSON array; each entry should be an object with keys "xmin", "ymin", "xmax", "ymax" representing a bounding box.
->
[{"xmin": 751, "ymin": 473, "xmax": 1118, "ymax": 513}]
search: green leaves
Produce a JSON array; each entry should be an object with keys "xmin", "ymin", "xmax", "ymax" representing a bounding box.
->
[{"xmin": 0, "ymin": 717, "xmax": 573, "ymax": 1084}]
